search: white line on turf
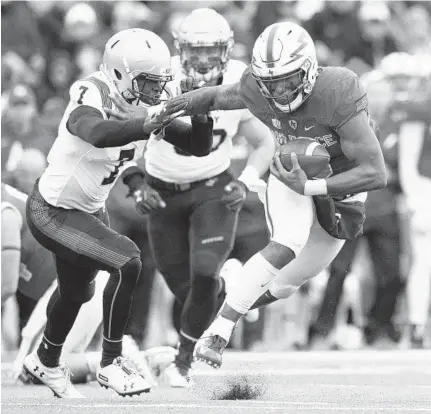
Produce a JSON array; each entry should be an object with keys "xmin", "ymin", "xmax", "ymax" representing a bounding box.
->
[{"xmin": 2, "ymin": 403, "xmax": 431, "ymax": 412}]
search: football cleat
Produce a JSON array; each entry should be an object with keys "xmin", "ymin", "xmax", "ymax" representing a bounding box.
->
[
  {"xmin": 164, "ymin": 362, "xmax": 193, "ymax": 388},
  {"xmin": 97, "ymin": 357, "xmax": 152, "ymax": 397},
  {"xmin": 23, "ymin": 352, "xmax": 84, "ymax": 398},
  {"xmin": 194, "ymin": 335, "xmax": 227, "ymax": 369},
  {"xmin": 122, "ymin": 335, "xmax": 157, "ymax": 386}
]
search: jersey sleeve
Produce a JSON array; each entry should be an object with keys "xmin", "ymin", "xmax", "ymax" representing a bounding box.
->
[
  {"xmin": 328, "ymin": 68, "xmax": 368, "ymax": 130},
  {"xmin": 238, "ymin": 66, "xmax": 272, "ymax": 119},
  {"xmin": 69, "ymin": 80, "xmax": 108, "ymax": 119}
]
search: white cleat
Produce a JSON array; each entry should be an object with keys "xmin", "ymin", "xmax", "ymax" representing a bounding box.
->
[
  {"xmin": 23, "ymin": 351, "xmax": 84, "ymax": 398},
  {"xmin": 164, "ymin": 362, "xmax": 193, "ymax": 388},
  {"xmin": 142, "ymin": 346, "xmax": 176, "ymax": 379},
  {"xmin": 97, "ymin": 356, "xmax": 151, "ymax": 397},
  {"xmin": 122, "ymin": 335, "xmax": 157, "ymax": 386}
]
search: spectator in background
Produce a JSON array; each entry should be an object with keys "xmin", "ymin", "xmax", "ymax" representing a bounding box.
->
[
  {"xmin": 251, "ymin": 1, "xmax": 300, "ymax": 50},
  {"xmin": 111, "ymin": 1, "xmax": 158, "ymax": 33},
  {"xmin": 404, "ymin": 5, "xmax": 431, "ymax": 54},
  {"xmin": 2, "ymin": 84, "xmax": 55, "ymax": 173},
  {"xmin": 40, "ymin": 97, "xmax": 68, "ymax": 139},
  {"xmin": 346, "ymin": 2, "xmax": 398, "ymax": 75},
  {"xmin": 8, "ymin": 149, "xmax": 47, "ymax": 195},
  {"xmin": 1, "ymin": 1, "xmax": 47, "ymax": 71},
  {"xmin": 42, "ymin": 50, "xmax": 78, "ymax": 103},
  {"xmin": 304, "ymin": 1, "xmax": 361, "ymax": 66}
]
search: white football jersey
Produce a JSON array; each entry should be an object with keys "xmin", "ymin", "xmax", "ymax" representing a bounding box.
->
[
  {"xmin": 38, "ymin": 71, "xmax": 147, "ymax": 213},
  {"xmin": 145, "ymin": 59, "xmax": 254, "ymax": 183}
]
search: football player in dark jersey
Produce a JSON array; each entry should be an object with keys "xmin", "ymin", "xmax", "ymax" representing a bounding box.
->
[{"xmin": 164, "ymin": 21, "xmax": 387, "ymax": 368}]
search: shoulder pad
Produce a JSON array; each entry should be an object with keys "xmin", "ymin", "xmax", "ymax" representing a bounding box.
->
[
  {"xmin": 314, "ymin": 67, "xmax": 367, "ymax": 129},
  {"xmin": 69, "ymin": 76, "xmax": 112, "ymax": 113},
  {"xmin": 223, "ymin": 60, "xmax": 248, "ymax": 84}
]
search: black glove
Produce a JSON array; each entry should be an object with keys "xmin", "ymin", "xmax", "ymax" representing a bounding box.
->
[
  {"xmin": 131, "ymin": 182, "xmax": 166, "ymax": 215},
  {"xmin": 221, "ymin": 180, "xmax": 248, "ymax": 211}
]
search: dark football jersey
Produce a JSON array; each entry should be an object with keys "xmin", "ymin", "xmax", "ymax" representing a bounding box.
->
[
  {"xmin": 239, "ymin": 66, "xmax": 369, "ymax": 176},
  {"xmin": 1, "ymin": 184, "xmax": 56, "ymax": 300}
]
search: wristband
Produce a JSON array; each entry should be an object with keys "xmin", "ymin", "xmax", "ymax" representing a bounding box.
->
[
  {"xmin": 238, "ymin": 166, "xmax": 260, "ymax": 190},
  {"xmin": 304, "ymin": 179, "xmax": 328, "ymax": 196}
]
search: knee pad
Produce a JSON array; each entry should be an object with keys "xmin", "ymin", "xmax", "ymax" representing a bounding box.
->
[
  {"xmin": 120, "ymin": 257, "xmax": 142, "ymax": 286},
  {"xmin": 60, "ymin": 279, "xmax": 96, "ymax": 304},
  {"xmin": 193, "ymin": 249, "xmax": 228, "ymax": 279}
]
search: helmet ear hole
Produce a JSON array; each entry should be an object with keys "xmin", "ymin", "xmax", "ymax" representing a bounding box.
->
[{"xmin": 114, "ymin": 69, "xmax": 122, "ymax": 80}]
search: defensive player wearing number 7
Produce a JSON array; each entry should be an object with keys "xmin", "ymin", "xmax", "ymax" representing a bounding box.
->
[{"xmin": 23, "ymin": 28, "xmax": 214, "ymax": 398}]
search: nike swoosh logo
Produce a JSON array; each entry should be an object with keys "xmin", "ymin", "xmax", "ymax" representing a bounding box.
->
[
  {"xmin": 304, "ymin": 126, "xmax": 314, "ymax": 131},
  {"xmin": 261, "ymin": 281, "xmax": 270, "ymax": 288}
]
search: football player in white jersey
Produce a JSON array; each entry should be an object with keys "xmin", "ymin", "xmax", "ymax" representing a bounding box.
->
[
  {"xmin": 105, "ymin": 9, "xmax": 274, "ymax": 388},
  {"xmin": 23, "ymin": 28, "xmax": 214, "ymax": 398}
]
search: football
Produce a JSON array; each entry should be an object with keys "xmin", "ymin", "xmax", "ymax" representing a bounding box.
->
[{"xmin": 278, "ymin": 138, "xmax": 330, "ymax": 179}]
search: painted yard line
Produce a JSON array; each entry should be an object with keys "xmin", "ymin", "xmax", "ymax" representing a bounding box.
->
[
  {"xmin": 2, "ymin": 402, "xmax": 431, "ymax": 412},
  {"xmin": 3, "ymin": 363, "xmax": 430, "ymax": 376},
  {"xmin": 193, "ymin": 367, "xmax": 431, "ymax": 376}
]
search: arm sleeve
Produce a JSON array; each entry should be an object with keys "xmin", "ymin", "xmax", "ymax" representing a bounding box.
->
[
  {"xmin": 162, "ymin": 116, "xmax": 214, "ymax": 157},
  {"xmin": 66, "ymin": 105, "xmax": 148, "ymax": 148}
]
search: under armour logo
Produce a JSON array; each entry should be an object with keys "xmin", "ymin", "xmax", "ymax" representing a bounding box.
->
[{"xmin": 34, "ymin": 366, "xmax": 45, "ymax": 377}]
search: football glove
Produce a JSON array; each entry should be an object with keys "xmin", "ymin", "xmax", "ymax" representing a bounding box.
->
[
  {"xmin": 132, "ymin": 182, "xmax": 166, "ymax": 215},
  {"xmin": 221, "ymin": 180, "xmax": 248, "ymax": 211}
]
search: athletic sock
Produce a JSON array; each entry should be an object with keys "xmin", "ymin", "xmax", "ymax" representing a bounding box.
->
[
  {"xmin": 225, "ymin": 253, "xmax": 281, "ymax": 314},
  {"xmin": 175, "ymin": 333, "xmax": 196, "ymax": 368},
  {"xmin": 37, "ymin": 336, "xmax": 63, "ymax": 368},
  {"xmin": 101, "ymin": 337, "xmax": 122, "ymax": 367}
]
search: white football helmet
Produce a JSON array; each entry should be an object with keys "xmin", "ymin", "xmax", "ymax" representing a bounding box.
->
[
  {"xmin": 251, "ymin": 22, "xmax": 318, "ymax": 113},
  {"xmin": 173, "ymin": 8, "xmax": 234, "ymax": 83},
  {"xmin": 378, "ymin": 52, "xmax": 431, "ymax": 100},
  {"xmin": 101, "ymin": 28, "xmax": 173, "ymax": 106}
]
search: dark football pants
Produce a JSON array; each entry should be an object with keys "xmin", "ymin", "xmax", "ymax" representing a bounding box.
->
[
  {"xmin": 26, "ymin": 183, "xmax": 141, "ymax": 346},
  {"xmin": 107, "ymin": 207, "xmax": 156, "ymax": 345},
  {"xmin": 147, "ymin": 171, "xmax": 240, "ymax": 340},
  {"xmin": 313, "ymin": 209, "xmax": 403, "ymax": 336}
]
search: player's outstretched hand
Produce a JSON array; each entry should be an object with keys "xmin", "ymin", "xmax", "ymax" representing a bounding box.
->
[
  {"xmin": 104, "ymin": 91, "xmax": 149, "ymax": 120},
  {"xmin": 132, "ymin": 182, "xmax": 166, "ymax": 215},
  {"xmin": 180, "ymin": 76, "xmax": 205, "ymax": 93},
  {"xmin": 270, "ymin": 152, "xmax": 308, "ymax": 195},
  {"xmin": 222, "ymin": 180, "xmax": 248, "ymax": 211}
]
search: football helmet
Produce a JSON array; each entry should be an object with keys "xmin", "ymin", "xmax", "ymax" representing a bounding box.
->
[
  {"xmin": 173, "ymin": 8, "xmax": 234, "ymax": 83},
  {"xmin": 251, "ymin": 22, "xmax": 318, "ymax": 113},
  {"xmin": 101, "ymin": 28, "xmax": 173, "ymax": 106},
  {"xmin": 378, "ymin": 52, "xmax": 431, "ymax": 101}
]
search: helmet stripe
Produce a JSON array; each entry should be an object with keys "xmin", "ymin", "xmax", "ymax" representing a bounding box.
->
[{"xmin": 266, "ymin": 24, "xmax": 281, "ymax": 63}]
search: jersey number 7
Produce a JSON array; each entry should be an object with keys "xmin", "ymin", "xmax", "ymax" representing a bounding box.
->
[{"xmin": 102, "ymin": 149, "xmax": 135, "ymax": 185}]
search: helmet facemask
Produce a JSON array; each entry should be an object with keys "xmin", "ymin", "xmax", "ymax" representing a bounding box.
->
[
  {"xmin": 253, "ymin": 59, "xmax": 316, "ymax": 113},
  {"xmin": 128, "ymin": 72, "xmax": 173, "ymax": 106},
  {"xmin": 176, "ymin": 38, "xmax": 233, "ymax": 83}
]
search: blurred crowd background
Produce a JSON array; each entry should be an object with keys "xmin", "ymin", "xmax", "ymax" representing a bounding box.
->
[{"xmin": 2, "ymin": 0, "xmax": 431, "ymax": 356}]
